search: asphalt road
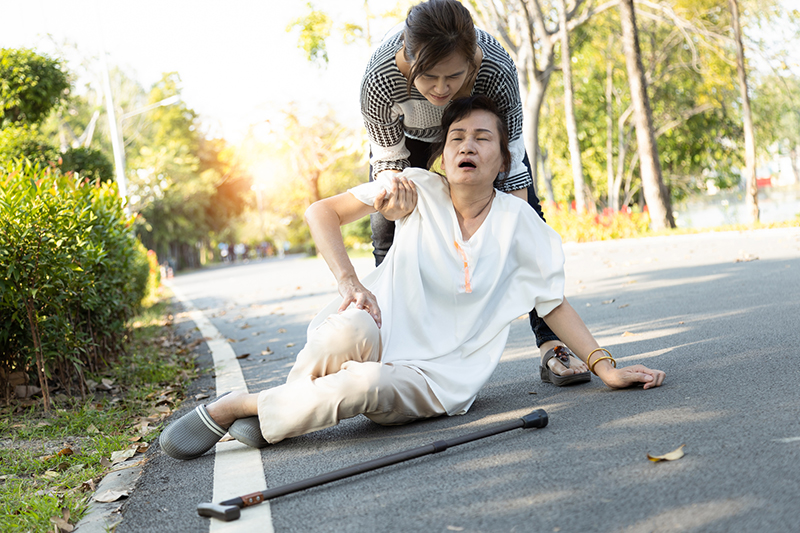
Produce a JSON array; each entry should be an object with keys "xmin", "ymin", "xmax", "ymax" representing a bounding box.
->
[{"xmin": 111, "ymin": 227, "xmax": 800, "ymax": 533}]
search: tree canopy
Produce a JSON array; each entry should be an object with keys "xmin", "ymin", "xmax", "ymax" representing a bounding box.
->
[{"xmin": 0, "ymin": 48, "xmax": 70, "ymax": 127}]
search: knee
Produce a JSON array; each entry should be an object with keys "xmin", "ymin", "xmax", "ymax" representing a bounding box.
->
[
  {"xmin": 333, "ymin": 308, "xmax": 380, "ymax": 349},
  {"xmin": 341, "ymin": 361, "xmax": 386, "ymax": 398}
]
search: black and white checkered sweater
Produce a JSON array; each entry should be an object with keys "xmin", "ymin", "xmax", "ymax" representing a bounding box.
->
[{"xmin": 360, "ymin": 27, "xmax": 530, "ymax": 192}]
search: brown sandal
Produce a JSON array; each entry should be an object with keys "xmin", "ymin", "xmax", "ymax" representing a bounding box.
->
[{"xmin": 540, "ymin": 346, "xmax": 591, "ymax": 386}]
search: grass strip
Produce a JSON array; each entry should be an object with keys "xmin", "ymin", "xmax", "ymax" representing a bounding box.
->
[{"xmin": 0, "ymin": 289, "xmax": 200, "ymax": 533}]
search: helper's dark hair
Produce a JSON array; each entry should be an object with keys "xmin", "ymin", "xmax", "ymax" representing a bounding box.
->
[
  {"xmin": 428, "ymin": 95, "xmax": 512, "ymax": 184},
  {"xmin": 403, "ymin": 0, "xmax": 478, "ymax": 94}
]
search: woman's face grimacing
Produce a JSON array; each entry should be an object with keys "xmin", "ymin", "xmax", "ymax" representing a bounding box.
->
[
  {"xmin": 441, "ymin": 109, "xmax": 505, "ymax": 187},
  {"xmin": 413, "ymin": 53, "xmax": 471, "ymax": 107}
]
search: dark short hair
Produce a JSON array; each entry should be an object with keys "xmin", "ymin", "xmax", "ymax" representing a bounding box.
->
[
  {"xmin": 429, "ymin": 95, "xmax": 512, "ymax": 185},
  {"xmin": 403, "ymin": 0, "xmax": 477, "ymax": 94}
]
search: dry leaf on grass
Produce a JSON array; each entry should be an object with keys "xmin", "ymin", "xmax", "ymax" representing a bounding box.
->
[
  {"xmin": 647, "ymin": 444, "xmax": 686, "ymax": 462},
  {"xmin": 110, "ymin": 448, "xmax": 137, "ymax": 465},
  {"xmin": 50, "ymin": 507, "xmax": 74, "ymax": 532},
  {"xmin": 40, "ymin": 447, "xmax": 74, "ymax": 461}
]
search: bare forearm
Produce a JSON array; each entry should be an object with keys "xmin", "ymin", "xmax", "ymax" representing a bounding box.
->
[
  {"xmin": 510, "ymin": 188, "xmax": 527, "ymax": 202},
  {"xmin": 304, "ymin": 202, "xmax": 358, "ymax": 284},
  {"xmin": 541, "ymin": 298, "xmax": 614, "ymax": 378},
  {"xmin": 542, "ymin": 297, "xmax": 666, "ymax": 389}
]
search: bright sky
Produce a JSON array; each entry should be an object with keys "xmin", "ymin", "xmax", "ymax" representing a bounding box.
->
[{"xmin": 1, "ymin": 0, "xmax": 401, "ymax": 142}]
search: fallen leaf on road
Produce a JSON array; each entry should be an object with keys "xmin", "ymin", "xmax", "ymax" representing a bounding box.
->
[
  {"xmin": 277, "ymin": 328, "xmax": 287, "ymax": 334},
  {"xmin": 602, "ymin": 299, "xmax": 616, "ymax": 304},
  {"xmin": 647, "ymin": 444, "xmax": 686, "ymax": 462},
  {"xmin": 195, "ymin": 393, "xmax": 210, "ymax": 401},
  {"xmin": 227, "ymin": 338, "xmax": 237, "ymax": 343},
  {"xmin": 236, "ymin": 353, "xmax": 250, "ymax": 360},
  {"xmin": 93, "ymin": 489, "xmax": 129, "ymax": 503},
  {"xmin": 186, "ymin": 339, "xmax": 203, "ymax": 350},
  {"xmin": 622, "ymin": 331, "xmax": 637, "ymax": 337},
  {"xmin": 286, "ymin": 343, "xmax": 295, "ymax": 348},
  {"xmin": 261, "ymin": 347, "xmax": 274, "ymax": 355},
  {"xmin": 241, "ymin": 323, "xmax": 252, "ymax": 329},
  {"xmin": 618, "ymin": 304, "xmax": 629, "ymax": 309}
]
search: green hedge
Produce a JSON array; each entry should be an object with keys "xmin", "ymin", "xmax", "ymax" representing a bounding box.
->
[{"xmin": 0, "ymin": 160, "xmax": 155, "ymax": 408}]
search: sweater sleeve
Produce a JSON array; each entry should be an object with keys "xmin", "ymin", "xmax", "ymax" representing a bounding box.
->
[
  {"xmin": 474, "ymin": 30, "xmax": 532, "ymax": 192},
  {"xmin": 360, "ymin": 43, "xmax": 411, "ymax": 174}
]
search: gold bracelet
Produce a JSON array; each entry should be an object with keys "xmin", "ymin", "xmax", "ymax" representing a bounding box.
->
[{"xmin": 587, "ymin": 348, "xmax": 616, "ymax": 375}]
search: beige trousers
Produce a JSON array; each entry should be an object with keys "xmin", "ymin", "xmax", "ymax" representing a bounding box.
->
[{"xmin": 257, "ymin": 308, "xmax": 446, "ymax": 444}]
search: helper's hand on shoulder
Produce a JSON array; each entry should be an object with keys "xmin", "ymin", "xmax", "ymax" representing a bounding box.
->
[
  {"xmin": 338, "ymin": 276, "xmax": 382, "ymax": 328},
  {"xmin": 597, "ymin": 364, "xmax": 666, "ymax": 390},
  {"xmin": 374, "ymin": 172, "xmax": 417, "ymax": 221}
]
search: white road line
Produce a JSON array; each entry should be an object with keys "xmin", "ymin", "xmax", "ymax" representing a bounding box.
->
[
  {"xmin": 168, "ymin": 283, "xmax": 273, "ymax": 532},
  {"xmin": 774, "ymin": 436, "xmax": 800, "ymax": 443}
]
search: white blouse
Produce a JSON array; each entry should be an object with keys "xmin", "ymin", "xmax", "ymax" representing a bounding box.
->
[{"xmin": 309, "ymin": 168, "xmax": 565, "ymax": 415}]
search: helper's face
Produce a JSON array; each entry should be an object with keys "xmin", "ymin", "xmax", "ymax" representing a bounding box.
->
[
  {"xmin": 413, "ymin": 53, "xmax": 470, "ymax": 107},
  {"xmin": 441, "ymin": 109, "xmax": 505, "ymax": 187}
]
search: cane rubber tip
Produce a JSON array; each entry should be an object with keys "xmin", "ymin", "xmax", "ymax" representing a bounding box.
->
[
  {"xmin": 197, "ymin": 503, "xmax": 241, "ymax": 521},
  {"xmin": 521, "ymin": 409, "xmax": 548, "ymax": 429}
]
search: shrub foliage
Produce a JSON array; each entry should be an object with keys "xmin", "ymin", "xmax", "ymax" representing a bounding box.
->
[
  {"xmin": 0, "ymin": 160, "xmax": 154, "ymax": 409},
  {"xmin": 542, "ymin": 203, "xmax": 651, "ymax": 243}
]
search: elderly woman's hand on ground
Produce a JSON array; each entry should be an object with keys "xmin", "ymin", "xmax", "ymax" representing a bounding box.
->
[{"xmin": 596, "ymin": 364, "xmax": 666, "ymax": 390}]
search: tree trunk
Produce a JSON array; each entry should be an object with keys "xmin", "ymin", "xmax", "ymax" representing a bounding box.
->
[
  {"xmin": 618, "ymin": 0, "xmax": 675, "ymax": 230},
  {"xmin": 729, "ymin": 0, "xmax": 759, "ymax": 223},
  {"xmin": 559, "ymin": 0, "xmax": 587, "ymax": 212},
  {"xmin": 606, "ymin": 37, "xmax": 617, "ymax": 211},
  {"xmin": 540, "ymin": 146, "xmax": 556, "ymax": 203}
]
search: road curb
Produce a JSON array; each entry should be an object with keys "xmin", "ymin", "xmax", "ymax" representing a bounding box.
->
[{"xmin": 73, "ymin": 458, "xmax": 145, "ymax": 532}]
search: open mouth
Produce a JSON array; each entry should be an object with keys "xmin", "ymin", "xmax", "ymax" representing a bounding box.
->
[{"xmin": 459, "ymin": 161, "xmax": 476, "ymax": 169}]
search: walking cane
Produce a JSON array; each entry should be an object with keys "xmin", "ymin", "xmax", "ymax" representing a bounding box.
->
[{"xmin": 197, "ymin": 409, "xmax": 548, "ymax": 521}]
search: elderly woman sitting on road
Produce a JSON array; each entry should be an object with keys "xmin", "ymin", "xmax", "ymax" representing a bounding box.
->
[{"xmin": 160, "ymin": 96, "xmax": 665, "ymax": 459}]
